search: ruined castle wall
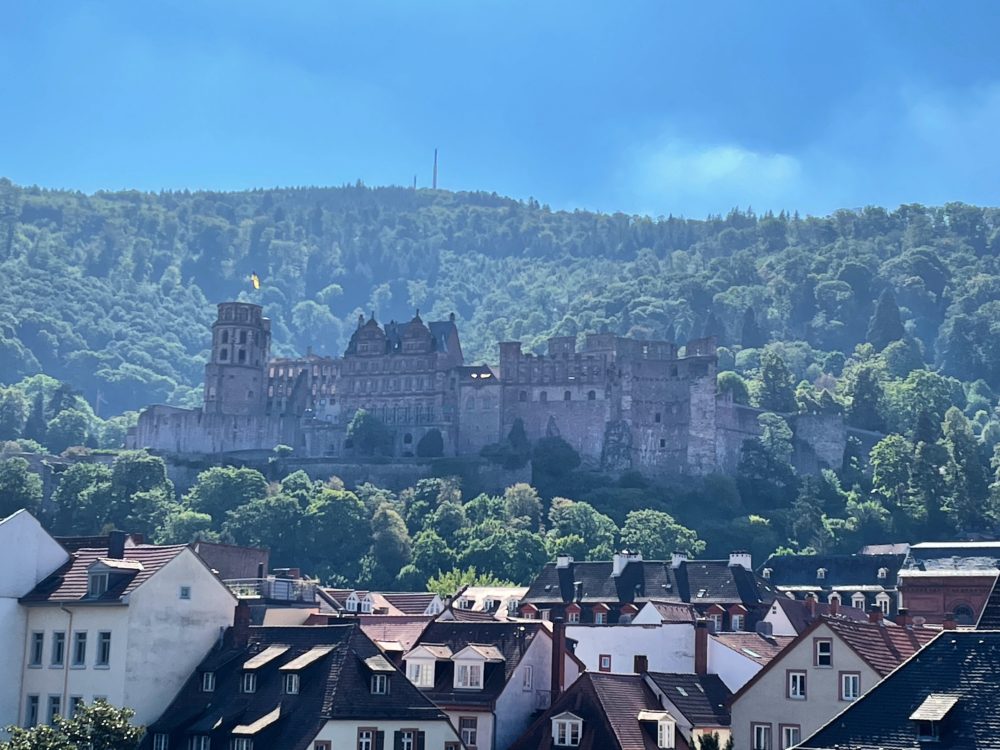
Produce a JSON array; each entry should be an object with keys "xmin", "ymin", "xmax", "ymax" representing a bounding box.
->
[
  {"xmin": 715, "ymin": 401, "xmax": 764, "ymax": 473},
  {"xmin": 791, "ymin": 413, "xmax": 847, "ymax": 473},
  {"xmin": 624, "ymin": 359, "xmax": 704, "ymax": 474},
  {"xmin": 130, "ymin": 405, "xmax": 298, "ymax": 455},
  {"xmin": 457, "ymin": 383, "xmax": 501, "ymax": 455},
  {"xmin": 500, "ymin": 385, "xmax": 612, "ymax": 462}
]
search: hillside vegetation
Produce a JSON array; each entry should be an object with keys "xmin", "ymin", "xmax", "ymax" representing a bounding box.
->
[{"xmin": 4, "ymin": 178, "xmax": 1000, "ymax": 556}]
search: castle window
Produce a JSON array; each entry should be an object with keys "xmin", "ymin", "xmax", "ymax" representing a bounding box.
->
[
  {"xmin": 239, "ymin": 331, "xmax": 247, "ymax": 344},
  {"xmin": 220, "ymin": 349, "xmax": 229, "ymax": 361},
  {"xmin": 238, "ymin": 349, "xmax": 247, "ymax": 363},
  {"xmin": 659, "ymin": 439, "xmax": 666, "ymax": 448},
  {"xmin": 519, "ymin": 391, "xmax": 528, "ymax": 402},
  {"xmin": 588, "ymin": 390, "xmax": 596, "ymax": 401},
  {"xmin": 221, "ymin": 331, "xmax": 229, "ymax": 344},
  {"xmin": 564, "ymin": 391, "xmax": 571, "ymax": 401},
  {"xmin": 247, "ymin": 390, "xmax": 254, "ymax": 399},
  {"xmin": 655, "ymin": 412, "xmax": 661, "ymax": 423},
  {"xmin": 208, "ymin": 387, "xmax": 217, "ymax": 400},
  {"xmin": 670, "ymin": 365, "xmax": 679, "ymax": 377},
  {"xmin": 540, "ymin": 392, "xmax": 548, "ymax": 402}
]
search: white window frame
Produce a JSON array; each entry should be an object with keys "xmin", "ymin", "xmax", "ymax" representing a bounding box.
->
[
  {"xmin": 25, "ymin": 695, "xmax": 39, "ymax": 727},
  {"xmin": 241, "ymin": 672, "xmax": 257, "ymax": 694},
  {"xmin": 188, "ymin": 737, "xmax": 210, "ymax": 750},
  {"xmin": 594, "ymin": 611, "xmax": 606, "ymax": 625},
  {"xmin": 731, "ymin": 614, "xmax": 744, "ymax": 631},
  {"xmin": 29, "ymin": 632, "xmax": 44, "ymax": 667},
  {"xmin": 406, "ymin": 660, "xmax": 434, "ymax": 688},
  {"xmin": 876, "ymin": 593, "xmax": 891, "ymax": 615},
  {"xmin": 399, "ymin": 731, "xmax": 415, "ymax": 750},
  {"xmin": 202, "ymin": 671, "xmax": 215, "ymax": 692},
  {"xmin": 153, "ymin": 733, "xmax": 169, "ymax": 750},
  {"xmin": 815, "ymin": 639, "xmax": 833, "ymax": 667},
  {"xmin": 357, "ymin": 729, "xmax": 375, "ymax": 750},
  {"xmin": 708, "ymin": 613, "xmax": 723, "ymax": 631},
  {"xmin": 522, "ymin": 665, "xmax": 534, "ymax": 691},
  {"xmin": 657, "ymin": 718, "xmax": 675, "ymax": 748},
  {"xmin": 88, "ymin": 572, "xmax": 109, "ymax": 598},
  {"xmin": 232, "ymin": 739, "xmax": 252, "ymax": 750},
  {"xmin": 455, "ymin": 661, "xmax": 483, "ymax": 689},
  {"xmin": 752, "ymin": 723, "xmax": 772, "ymax": 750},
  {"xmin": 371, "ymin": 673, "xmax": 389, "ymax": 694},
  {"xmin": 781, "ymin": 726, "xmax": 800, "ymax": 750},
  {"xmin": 851, "ymin": 592, "xmax": 866, "ymax": 609},
  {"xmin": 460, "ymin": 716, "xmax": 478, "ymax": 746},
  {"xmin": 72, "ymin": 631, "xmax": 87, "ymax": 667},
  {"xmin": 841, "ymin": 673, "xmax": 860, "ymax": 701},
  {"xmin": 284, "ymin": 673, "xmax": 300, "ymax": 695},
  {"xmin": 599, "ymin": 654, "xmax": 612, "ymax": 672},
  {"xmin": 553, "ymin": 719, "xmax": 582, "ymax": 746},
  {"xmin": 567, "ymin": 609, "xmax": 580, "ymax": 624},
  {"xmin": 787, "ymin": 671, "xmax": 806, "ymax": 700},
  {"xmin": 96, "ymin": 631, "xmax": 112, "ymax": 667},
  {"xmin": 51, "ymin": 631, "xmax": 66, "ymax": 667}
]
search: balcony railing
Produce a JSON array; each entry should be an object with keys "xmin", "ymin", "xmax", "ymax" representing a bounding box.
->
[{"xmin": 224, "ymin": 578, "xmax": 317, "ymax": 603}]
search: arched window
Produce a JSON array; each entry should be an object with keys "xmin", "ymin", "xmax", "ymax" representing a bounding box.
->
[
  {"xmin": 221, "ymin": 331, "xmax": 229, "ymax": 344},
  {"xmin": 817, "ymin": 568, "xmax": 827, "ymax": 580},
  {"xmin": 876, "ymin": 593, "xmax": 891, "ymax": 615},
  {"xmin": 564, "ymin": 391, "xmax": 572, "ymax": 401},
  {"xmin": 540, "ymin": 392, "xmax": 548, "ymax": 402},
  {"xmin": 219, "ymin": 349, "xmax": 229, "ymax": 361},
  {"xmin": 588, "ymin": 390, "xmax": 596, "ymax": 401},
  {"xmin": 519, "ymin": 391, "xmax": 528, "ymax": 402},
  {"xmin": 877, "ymin": 567, "xmax": 889, "ymax": 579},
  {"xmin": 828, "ymin": 592, "xmax": 841, "ymax": 605},
  {"xmin": 403, "ymin": 433, "xmax": 413, "ymax": 445},
  {"xmin": 851, "ymin": 593, "xmax": 866, "ymax": 609},
  {"xmin": 954, "ymin": 605, "xmax": 975, "ymax": 626}
]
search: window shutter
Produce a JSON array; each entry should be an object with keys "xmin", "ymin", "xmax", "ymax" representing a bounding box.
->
[
  {"xmin": 416, "ymin": 732, "xmax": 426, "ymax": 750},
  {"xmin": 393, "ymin": 731, "xmax": 403, "ymax": 750},
  {"xmin": 376, "ymin": 731, "xmax": 385, "ymax": 750}
]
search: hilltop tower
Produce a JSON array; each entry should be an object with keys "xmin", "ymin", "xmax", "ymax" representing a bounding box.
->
[{"xmin": 203, "ymin": 302, "xmax": 270, "ymax": 416}]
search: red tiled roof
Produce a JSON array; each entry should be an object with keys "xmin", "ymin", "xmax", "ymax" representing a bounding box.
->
[
  {"xmin": 712, "ymin": 632, "xmax": 795, "ymax": 666},
  {"xmin": 825, "ymin": 618, "xmax": 937, "ymax": 676},
  {"xmin": 20, "ymin": 544, "xmax": 188, "ymax": 603},
  {"xmin": 358, "ymin": 615, "xmax": 433, "ymax": 652}
]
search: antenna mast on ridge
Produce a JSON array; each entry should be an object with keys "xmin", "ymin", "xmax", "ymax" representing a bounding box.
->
[{"xmin": 432, "ymin": 148, "xmax": 438, "ymax": 189}]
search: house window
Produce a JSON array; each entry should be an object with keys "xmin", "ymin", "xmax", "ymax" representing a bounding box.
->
[
  {"xmin": 815, "ymin": 639, "xmax": 833, "ymax": 667},
  {"xmin": 594, "ymin": 611, "xmax": 606, "ymax": 625},
  {"xmin": 47, "ymin": 695, "xmax": 61, "ymax": 723},
  {"xmin": 840, "ymin": 672, "xmax": 861, "ymax": 701},
  {"xmin": 522, "ymin": 665, "xmax": 534, "ymax": 691},
  {"xmin": 188, "ymin": 738, "xmax": 210, "ymax": 750},
  {"xmin": 852, "ymin": 593, "xmax": 866, "ymax": 609},
  {"xmin": 96, "ymin": 632, "xmax": 112, "ymax": 666},
  {"xmin": 519, "ymin": 391, "xmax": 528, "ymax": 402},
  {"xmin": 72, "ymin": 631, "xmax": 87, "ymax": 666},
  {"xmin": 460, "ymin": 717, "xmax": 478, "ymax": 747},
  {"xmin": 231, "ymin": 740, "xmax": 252, "ymax": 750},
  {"xmin": 202, "ymin": 672, "xmax": 216, "ymax": 692},
  {"xmin": 567, "ymin": 610, "xmax": 580, "ymax": 624},
  {"xmin": 731, "ymin": 614, "xmax": 745, "ymax": 631},
  {"xmin": 456, "ymin": 662, "xmax": 483, "ymax": 689},
  {"xmin": 153, "ymin": 733, "xmax": 170, "ymax": 750},
  {"xmin": 241, "ymin": 672, "xmax": 257, "ymax": 693},
  {"xmin": 396, "ymin": 731, "xmax": 416, "ymax": 750},
  {"xmin": 238, "ymin": 349, "xmax": 247, "ymax": 363},
  {"xmin": 69, "ymin": 696, "xmax": 83, "ymax": 718},
  {"xmin": 817, "ymin": 568, "xmax": 827, "ymax": 579},
  {"xmin": 357, "ymin": 729, "xmax": 376, "ymax": 750},
  {"xmin": 752, "ymin": 723, "xmax": 772, "ymax": 750},
  {"xmin": 284, "ymin": 673, "xmax": 300, "ymax": 695},
  {"xmin": 25, "ymin": 695, "xmax": 39, "ymax": 727},
  {"xmin": 540, "ymin": 391, "xmax": 548, "ymax": 402},
  {"xmin": 29, "ymin": 632, "xmax": 44, "ymax": 667},
  {"xmin": 220, "ymin": 349, "xmax": 229, "ymax": 361},
  {"xmin": 780, "ymin": 725, "xmax": 800, "ymax": 749},
  {"xmin": 179, "ymin": 586, "xmax": 192, "ymax": 600},
  {"xmin": 51, "ymin": 631, "xmax": 66, "ymax": 667},
  {"xmin": 916, "ymin": 720, "xmax": 940, "ymax": 742},
  {"xmin": 787, "ymin": 670, "xmax": 807, "ymax": 700},
  {"xmin": 371, "ymin": 674, "xmax": 388, "ymax": 694},
  {"xmin": 313, "ymin": 743, "xmax": 331, "ymax": 750},
  {"xmin": 708, "ymin": 613, "xmax": 723, "ymax": 632},
  {"xmin": 655, "ymin": 412, "xmax": 661, "ymax": 423},
  {"xmin": 657, "ymin": 718, "xmax": 675, "ymax": 748},
  {"xmin": 406, "ymin": 661, "xmax": 434, "ymax": 688},
  {"xmin": 878, "ymin": 567, "xmax": 888, "ymax": 579},
  {"xmin": 553, "ymin": 718, "xmax": 582, "ymax": 746},
  {"xmin": 599, "ymin": 654, "xmax": 611, "ymax": 672},
  {"xmin": 876, "ymin": 593, "xmax": 891, "ymax": 615},
  {"xmin": 659, "ymin": 439, "xmax": 667, "ymax": 448},
  {"xmin": 634, "ymin": 655, "xmax": 649, "ymax": 673}
]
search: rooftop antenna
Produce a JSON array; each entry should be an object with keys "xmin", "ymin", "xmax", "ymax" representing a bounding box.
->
[
  {"xmin": 432, "ymin": 147, "xmax": 438, "ymax": 190},
  {"xmin": 413, "ymin": 174, "xmax": 417, "ymax": 190}
]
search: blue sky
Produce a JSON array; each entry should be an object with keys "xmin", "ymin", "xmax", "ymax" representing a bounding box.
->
[{"xmin": 3, "ymin": 1, "xmax": 1000, "ymax": 217}]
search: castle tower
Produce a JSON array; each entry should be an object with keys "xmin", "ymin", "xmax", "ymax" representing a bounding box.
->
[{"xmin": 203, "ymin": 302, "xmax": 270, "ymax": 415}]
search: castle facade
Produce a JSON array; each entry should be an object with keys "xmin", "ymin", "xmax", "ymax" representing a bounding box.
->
[{"xmin": 128, "ymin": 302, "xmax": 851, "ymax": 476}]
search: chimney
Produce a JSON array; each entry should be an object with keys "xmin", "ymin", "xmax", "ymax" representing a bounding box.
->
[
  {"xmin": 671, "ymin": 551, "xmax": 688, "ymax": 569},
  {"xmin": 894, "ymin": 607, "xmax": 912, "ymax": 629},
  {"xmin": 829, "ymin": 597, "xmax": 839, "ymax": 617},
  {"xmin": 613, "ymin": 551, "xmax": 642, "ymax": 578},
  {"xmin": 942, "ymin": 613, "xmax": 957, "ymax": 631},
  {"xmin": 556, "ymin": 555, "xmax": 574, "ymax": 569},
  {"xmin": 868, "ymin": 605, "xmax": 884, "ymax": 625},
  {"xmin": 107, "ymin": 530, "xmax": 127, "ymax": 560},
  {"xmin": 230, "ymin": 600, "xmax": 252, "ymax": 648},
  {"xmin": 551, "ymin": 617, "xmax": 566, "ymax": 701},
  {"xmin": 728, "ymin": 550, "xmax": 752, "ymax": 570},
  {"xmin": 256, "ymin": 562, "xmax": 266, "ymax": 579},
  {"xmin": 805, "ymin": 596, "xmax": 817, "ymax": 619},
  {"xmin": 694, "ymin": 618, "xmax": 708, "ymax": 675},
  {"xmin": 755, "ymin": 620, "xmax": 773, "ymax": 637}
]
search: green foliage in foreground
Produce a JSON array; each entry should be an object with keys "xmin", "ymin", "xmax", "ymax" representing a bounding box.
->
[{"xmin": 1, "ymin": 700, "xmax": 143, "ymax": 750}]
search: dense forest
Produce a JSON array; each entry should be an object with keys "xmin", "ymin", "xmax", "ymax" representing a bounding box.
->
[{"xmin": 4, "ymin": 177, "xmax": 1000, "ymax": 573}]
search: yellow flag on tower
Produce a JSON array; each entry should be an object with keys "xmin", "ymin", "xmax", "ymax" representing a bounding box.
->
[{"xmin": 251, "ymin": 271, "xmax": 261, "ymax": 290}]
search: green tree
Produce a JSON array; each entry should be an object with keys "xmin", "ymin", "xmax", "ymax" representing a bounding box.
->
[
  {"xmin": 0, "ymin": 457, "xmax": 43, "ymax": 517},
  {"xmin": 107, "ymin": 451, "xmax": 174, "ymax": 529},
  {"xmin": 531, "ymin": 436, "xmax": 581, "ymax": 477},
  {"xmin": 368, "ymin": 503, "xmax": 413, "ymax": 586},
  {"xmin": 347, "ymin": 409, "xmax": 393, "ymax": 456},
  {"xmin": 942, "ymin": 407, "xmax": 990, "ymax": 532},
  {"xmin": 464, "ymin": 493, "xmax": 506, "ymax": 525},
  {"xmin": 155, "ymin": 509, "xmax": 217, "ymax": 543},
  {"xmin": 866, "ymin": 287, "xmax": 906, "ymax": 351},
  {"xmin": 45, "ymin": 408, "xmax": 90, "ymax": 453},
  {"xmin": 459, "ymin": 525, "xmax": 549, "ymax": 584},
  {"xmin": 869, "ymin": 434, "xmax": 914, "ymax": 509},
  {"xmin": 431, "ymin": 501, "xmax": 468, "ymax": 539},
  {"xmin": 547, "ymin": 498, "xmax": 618, "ymax": 559},
  {"xmin": 185, "ymin": 466, "xmax": 268, "ymax": 525},
  {"xmin": 0, "ymin": 387, "xmax": 28, "ymax": 440},
  {"xmin": 503, "ymin": 483, "xmax": 543, "ymax": 529},
  {"xmin": 1, "ymin": 699, "xmax": 143, "ymax": 750},
  {"xmin": 619, "ymin": 509, "xmax": 705, "ymax": 558},
  {"xmin": 908, "ymin": 440, "xmax": 952, "ymax": 539},
  {"xmin": 50, "ymin": 463, "xmax": 114, "ymax": 534},
  {"xmin": 717, "ymin": 371, "xmax": 750, "ymax": 405},
  {"xmin": 741, "ymin": 307, "xmax": 766, "ymax": 348},
  {"xmin": 756, "ymin": 350, "xmax": 796, "ymax": 412},
  {"xmin": 22, "ymin": 393, "xmax": 46, "ymax": 446},
  {"xmin": 302, "ymin": 488, "xmax": 371, "ymax": 582},
  {"xmin": 409, "ymin": 529, "xmax": 457, "ymax": 579},
  {"xmin": 223, "ymin": 494, "xmax": 304, "ymax": 567},
  {"xmin": 426, "ymin": 566, "xmax": 515, "ymax": 598},
  {"xmin": 845, "ymin": 364, "xmax": 885, "ymax": 432}
]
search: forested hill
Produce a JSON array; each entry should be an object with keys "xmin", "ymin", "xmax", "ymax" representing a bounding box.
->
[{"xmin": 1, "ymin": 177, "xmax": 1000, "ymax": 423}]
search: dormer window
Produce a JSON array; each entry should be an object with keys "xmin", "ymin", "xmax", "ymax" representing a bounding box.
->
[
  {"xmin": 910, "ymin": 694, "xmax": 957, "ymax": 744},
  {"xmin": 552, "ymin": 714, "xmax": 583, "ymax": 746},
  {"xmin": 88, "ymin": 573, "xmax": 109, "ymax": 598},
  {"xmin": 878, "ymin": 567, "xmax": 889, "ymax": 579},
  {"xmin": 455, "ymin": 662, "xmax": 483, "ymax": 689},
  {"xmin": 406, "ymin": 661, "xmax": 434, "ymax": 688},
  {"xmin": 762, "ymin": 568, "xmax": 772, "ymax": 579},
  {"xmin": 283, "ymin": 673, "xmax": 299, "ymax": 695},
  {"xmin": 371, "ymin": 674, "xmax": 389, "ymax": 694},
  {"xmin": 657, "ymin": 718, "xmax": 676, "ymax": 749},
  {"xmin": 817, "ymin": 568, "xmax": 827, "ymax": 580},
  {"xmin": 852, "ymin": 592, "xmax": 866, "ymax": 609},
  {"xmin": 201, "ymin": 671, "xmax": 215, "ymax": 692},
  {"xmin": 241, "ymin": 672, "xmax": 257, "ymax": 693},
  {"xmin": 916, "ymin": 720, "xmax": 940, "ymax": 742}
]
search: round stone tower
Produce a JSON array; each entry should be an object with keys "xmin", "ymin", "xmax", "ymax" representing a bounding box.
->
[{"xmin": 203, "ymin": 302, "xmax": 271, "ymax": 415}]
